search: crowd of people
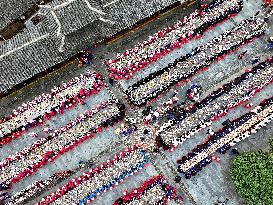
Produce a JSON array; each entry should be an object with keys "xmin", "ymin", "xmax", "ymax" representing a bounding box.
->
[
  {"xmin": 186, "ymin": 84, "xmax": 202, "ymax": 102},
  {"xmin": 1, "ymin": 0, "xmax": 272, "ymax": 203},
  {"xmin": 107, "ymin": 0, "xmax": 243, "ymax": 80},
  {"xmin": 5, "ymin": 170, "xmax": 73, "ymax": 205},
  {"xmin": 177, "ymin": 96, "xmax": 273, "ymax": 178},
  {"xmin": 37, "ymin": 146, "xmax": 149, "ymax": 205},
  {"xmin": 77, "ymin": 49, "xmax": 93, "ymax": 67},
  {"xmin": 0, "ymin": 99, "xmax": 125, "ymax": 188},
  {"xmin": 113, "ymin": 175, "xmax": 177, "ymax": 205},
  {"xmin": 140, "ymin": 91, "xmax": 181, "ymax": 124},
  {"xmin": 0, "ymin": 71, "xmax": 105, "ymax": 146},
  {"xmin": 155, "ymin": 57, "xmax": 273, "ymax": 150},
  {"xmin": 126, "ymin": 15, "xmax": 267, "ymax": 106}
]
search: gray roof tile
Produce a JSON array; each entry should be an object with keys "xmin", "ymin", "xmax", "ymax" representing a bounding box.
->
[{"xmin": 0, "ymin": 0, "xmax": 179, "ymax": 94}]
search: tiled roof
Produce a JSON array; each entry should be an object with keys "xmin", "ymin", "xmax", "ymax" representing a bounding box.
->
[
  {"xmin": 0, "ymin": 0, "xmax": 38, "ymax": 31},
  {"xmin": 0, "ymin": 0, "xmax": 180, "ymax": 94},
  {"xmin": 52, "ymin": 0, "xmax": 101, "ymax": 35},
  {"xmin": 0, "ymin": 35, "xmax": 66, "ymax": 93}
]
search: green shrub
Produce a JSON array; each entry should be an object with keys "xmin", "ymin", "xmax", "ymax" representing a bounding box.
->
[{"xmin": 230, "ymin": 149, "xmax": 273, "ymax": 205}]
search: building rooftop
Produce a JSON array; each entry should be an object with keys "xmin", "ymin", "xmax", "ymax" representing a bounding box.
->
[
  {"xmin": 0, "ymin": 0, "xmax": 38, "ymax": 31},
  {"xmin": 0, "ymin": 0, "xmax": 180, "ymax": 94}
]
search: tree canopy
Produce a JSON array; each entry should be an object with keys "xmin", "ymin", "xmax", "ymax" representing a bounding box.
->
[{"xmin": 229, "ymin": 142, "xmax": 273, "ymax": 205}]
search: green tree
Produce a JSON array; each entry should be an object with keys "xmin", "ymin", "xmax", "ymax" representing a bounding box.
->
[{"xmin": 229, "ymin": 140, "xmax": 273, "ymax": 205}]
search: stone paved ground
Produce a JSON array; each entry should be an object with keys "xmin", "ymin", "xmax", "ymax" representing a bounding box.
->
[{"xmin": 0, "ymin": 0, "xmax": 273, "ymax": 204}]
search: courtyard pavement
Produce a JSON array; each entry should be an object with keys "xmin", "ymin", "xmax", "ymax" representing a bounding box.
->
[{"xmin": 0, "ymin": 0, "xmax": 273, "ymax": 204}]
